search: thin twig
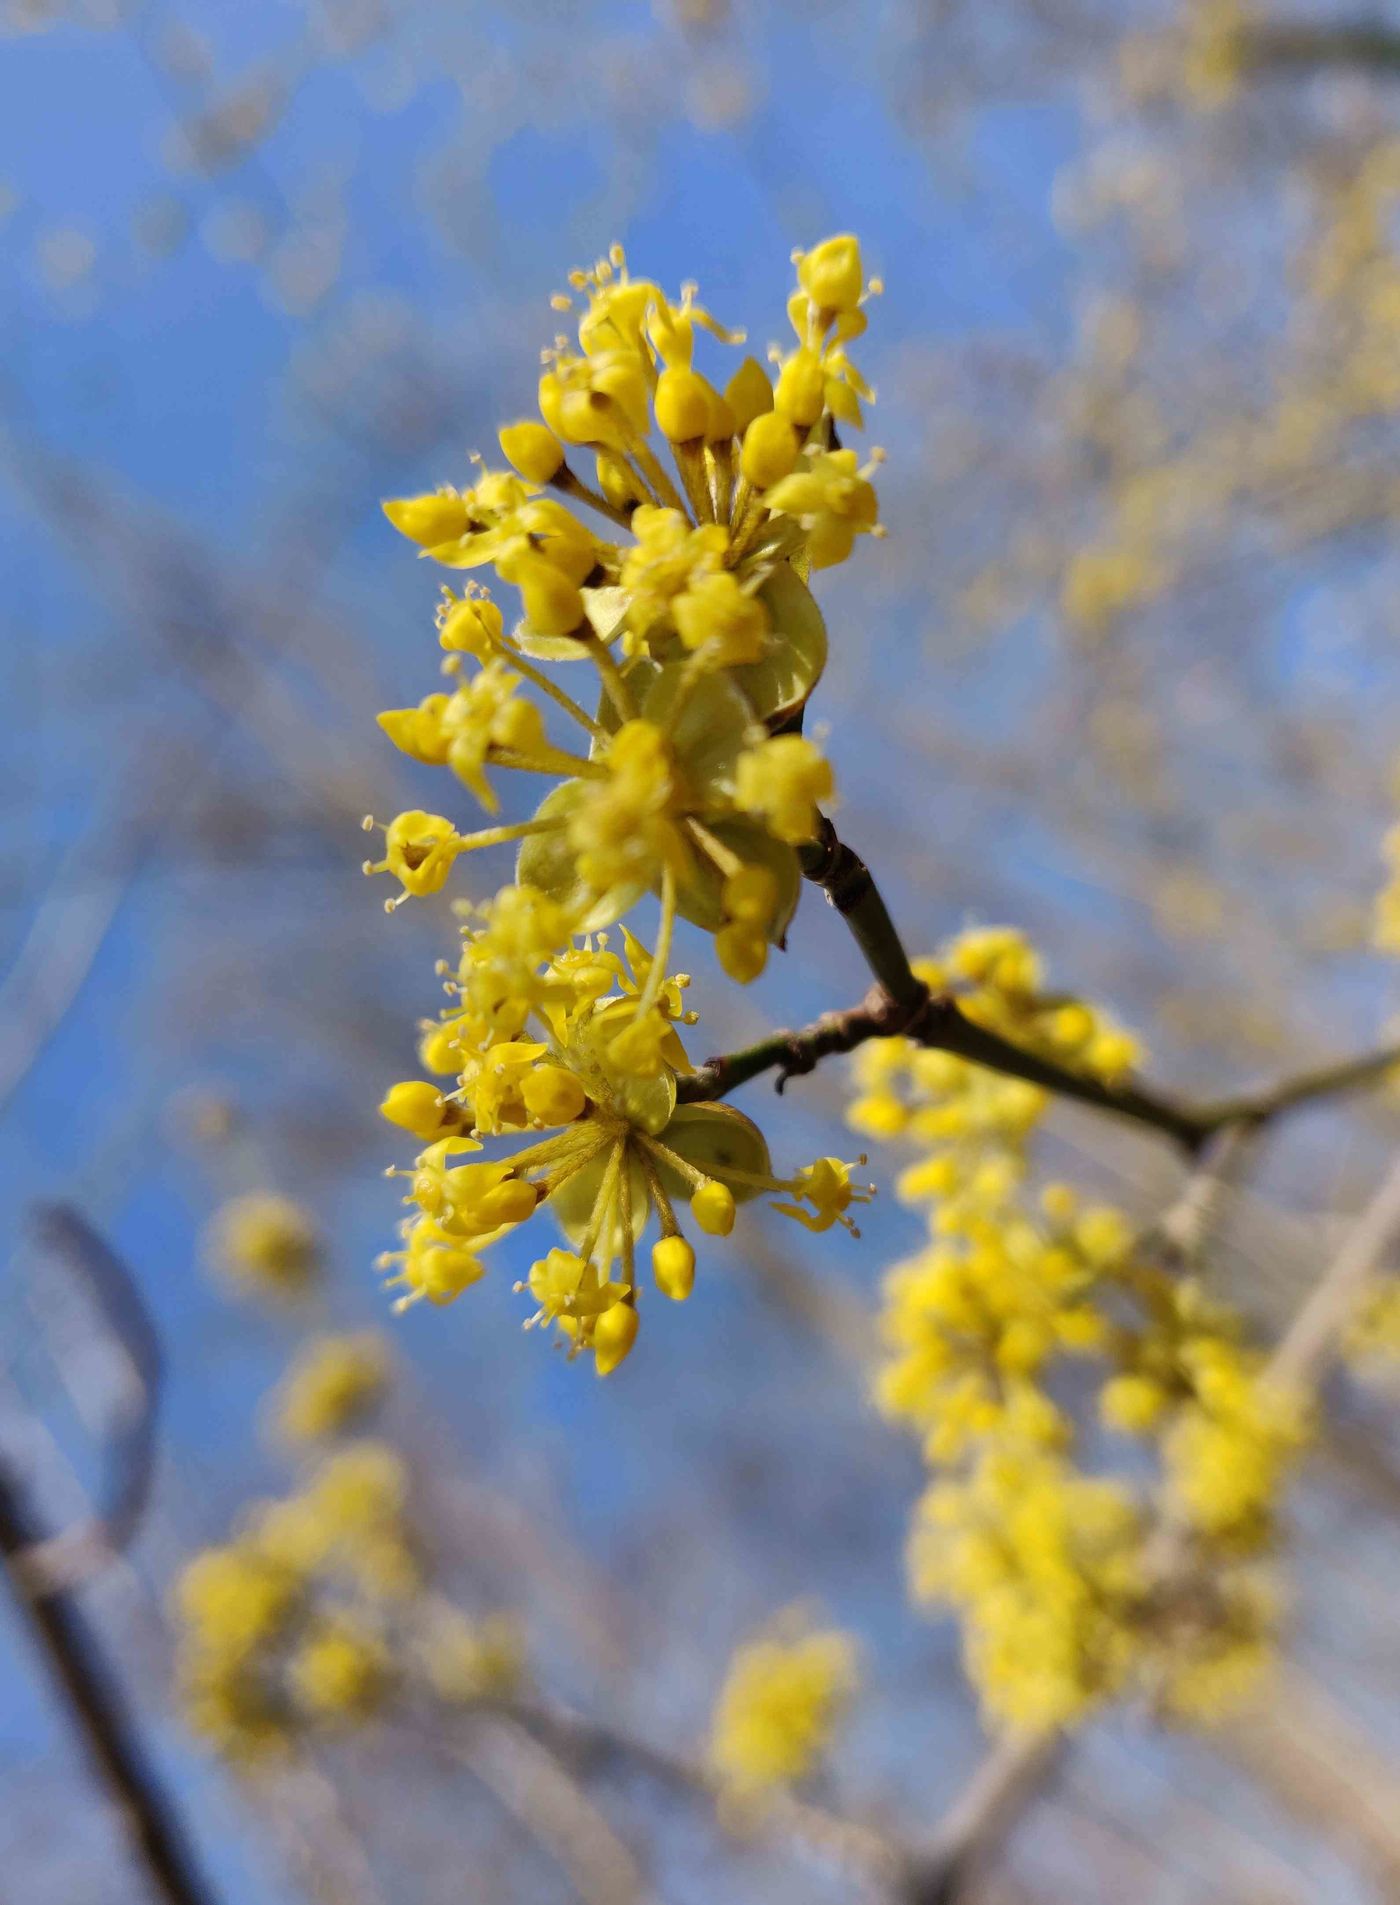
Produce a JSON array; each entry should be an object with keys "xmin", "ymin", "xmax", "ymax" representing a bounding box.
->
[
  {"xmin": 439, "ymin": 1712, "xmax": 653, "ymax": 1905},
  {"xmin": 453, "ymin": 1694, "xmax": 909, "ymax": 1893},
  {"xmin": 900, "ymin": 1733, "xmax": 1062, "ymax": 1905},
  {"xmin": 1265, "ymin": 1150, "xmax": 1400, "ymax": 1393},
  {"xmin": 1241, "ymin": 23, "xmax": 1400, "ymax": 76}
]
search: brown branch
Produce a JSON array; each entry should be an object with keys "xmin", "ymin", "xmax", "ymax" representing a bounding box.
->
[
  {"xmin": 678, "ymin": 819, "xmax": 1400, "ymax": 1156},
  {"xmin": 1241, "ymin": 23, "xmax": 1400, "ymax": 77}
]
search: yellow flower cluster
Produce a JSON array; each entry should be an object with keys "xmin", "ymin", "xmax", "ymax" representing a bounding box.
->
[
  {"xmin": 205, "ymin": 1191, "xmax": 321, "ymax": 1299},
  {"xmin": 370, "ymin": 235, "xmax": 881, "ymax": 986},
  {"xmin": 272, "ymin": 1330, "xmax": 391, "ymax": 1445},
  {"xmin": 366, "ymin": 239, "xmax": 886, "ymax": 1371},
  {"xmin": 175, "ymin": 1438, "xmax": 524, "ymax": 1759},
  {"xmin": 175, "ymin": 1441, "xmax": 411, "ymax": 1756},
  {"xmin": 848, "ymin": 928, "xmax": 1305, "ymax": 1733},
  {"xmin": 910, "ymin": 1446, "xmax": 1146, "ymax": 1734},
  {"xmin": 378, "ymin": 913, "xmax": 871, "ymax": 1373},
  {"xmin": 708, "ymin": 1614, "xmax": 858, "ymax": 1794}
]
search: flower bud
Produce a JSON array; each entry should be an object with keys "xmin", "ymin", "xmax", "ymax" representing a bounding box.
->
[
  {"xmin": 724, "ymin": 356, "xmax": 775, "ymax": 434},
  {"xmin": 499, "ymin": 420, "xmax": 566, "ymax": 484},
  {"xmin": 691, "ymin": 1179, "xmax": 736, "ymax": 1237},
  {"xmin": 379, "ymin": 1081, "xmax": 458, "ymax": 1142},
  {"xmin": 773, "ymin": 349, "xmax": 826, "ymax": 427},
  {"xmin": 654, "ymin": 366, "xmax": 717, "ymax": 442},
  {"xmin": 652, "ymin": 1236, "xmax": 696, "ymax": 1301},
  {"xmin": 382, "ymin": 491, "xmax": 469, "ymax": 548},
  {"xmin": 715, "ymin": 923, "xmax": 768, "ymax": 985},
  {"xmin": 741, "ymin": 412, "xmax": 800, "ymax": 488},
  {"xmin": 796, "ymin": 234, "xmax": 865, "ymax": 316},
  {"xmin": 593, "ymin": 1300, "xmax": 639, "ymax": 1376},
  {"xmin": 521, "ymin": 1064, "xmax": 587, "ymax": 1127}
]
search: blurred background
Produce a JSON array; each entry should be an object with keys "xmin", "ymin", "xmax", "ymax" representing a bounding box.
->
[{"xmin": 4, "ymin": 0, "xmax": 1400, "ymax": 1899}]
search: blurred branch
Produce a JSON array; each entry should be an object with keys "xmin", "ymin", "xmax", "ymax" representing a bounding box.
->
[
  {"xmin": 1210, "ymin": 1665, "xmax": 1400, "ymax": 1893},
  {"xmin": 1264, "ymin": 1147, "xmax": 1400, "ymax": 1391},
  {"xmin": 901, "ymin": 1734, "xmax": 1061, "ymax": 1905},
  {"xmin": 15, "ymin": 1207, "xmax": 163, "ymax": 1591},
  {"xmin": 0, "ymin": 1463, "xmax": 217, "ymax": 1905},
  {"xmin": 0, "ymin": 783, "xmax": 155, "ymax": 1117},
  {"xmin": 446, "ymin": 1694, "xmax": 910, "ymax": 1897},
  {"xmin": 253, "ymin": 1754, "xmax": 391, "ymax": 1905},
  {"xmin": 1242, "ymin": 22, "xmax": 1400, "ymax": 76},
  {"xmin": 440, "ymin": 1712, "xmax": 654, "ymax": 1905}
]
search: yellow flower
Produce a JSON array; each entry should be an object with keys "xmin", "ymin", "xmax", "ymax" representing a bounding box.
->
[
  {"xmin": 763, "ymin": 448, "xmax": 883, "ymax": 569},
  {"xmin": 290, "ymin": 1618, "xmax": 389, "ymax": 1721},
  {"xmin": 363, "ymin": 809, "xmax": 465, "ymax": 904},
  {"xmin": 672, "ymin": 569, "xmax": 769, "ymax": 665},
  {"xmin": 619, "ymin": 506, "xmax": 729, "ymax": 653},
  {"xmin": 366, "ymin": 239, "xmax": 891, "ymax": 1365},
  {"xmin": 438, "ymin": 588, "xmax": 506, "ymax": 657},
  {"xmin": 206, "ymin": 1193, "xmax": 320, "ymax": 1298},
  {"xmin": 910, "ymin": 1447, "xmax": 1145, "ymax": 1733},
  {"xmin": 709, "ymin": 1616, "xmax": 858, "ymax": 1793},
  {"xmin": 382, "ymin": 490, "xmax": 470, "ymax": 548},
  {"xmin": 378, "ymin": 918, "xmax": 869, "ymax": 1366},
  {"xmin": 274, "ymin": 1332, "xmax": 391, "ymax": 1446},
  {"xmin": 769, "ymin": 1156, "xmax": 873, "ymax": 1234}
]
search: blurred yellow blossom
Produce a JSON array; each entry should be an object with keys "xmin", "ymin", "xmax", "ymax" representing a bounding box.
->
[
  {"xmin": 709, "ymin": 1616, "xmax": 858, "ymax": 1793},
  {"xmin": 273, "ymin": 1331, "xmax": 391, "ymax": 1445},
  {"xmin": 206, "ymin": 1192, "xmax": 321, "ymax": 1299}
]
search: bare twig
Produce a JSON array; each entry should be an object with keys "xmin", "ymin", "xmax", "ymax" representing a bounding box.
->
[
  {"xmin": 1241, "ymin": 22, "xmax": 1400, "ymax": 76},
  {"xmin": 447, "ymin": 1694, "xmax": 909, "ymax": 1894},
  {"xmin": 1264, "ymin": 1150, "xmax": 1400, "ymax": 1392},
  {"xmin": 1211, "ymin": 1665, "xmax": 1400, "ymax": 1894},
  {"xmin": 438, "ymin": 1712, "xmax": 653, "ymax": 1905},
  {"xmin": 901, "ymin": 1733, "xmax": 1061, "ymax": 1905}
]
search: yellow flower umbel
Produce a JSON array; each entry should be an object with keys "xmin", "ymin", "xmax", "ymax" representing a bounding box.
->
[
  {"xmin": 372, "ymin": 237, "xmax": 884, "ymax": 983},
  {"xmin": 174, "ymin": 1428, "xmax": 526, "ymax": 1761},
  {"xmin": 709, "ymin": 1614, "xmax": 858, "ymax": 1795},
  {"xmin": 272, "ymin": 1331, "xmax": 391, "ymax": 1446},
  {"xmin": 205, "ymin": 1192, "xmax": 321, "ymax": 1300},
  {"xmin": 174, "ymin": 1441, "xmax": 415, "ymax": 1758},
  {"xmin": 910, "ymin": 1446, "xmax": 1145, "ymax": 1734},
  {"xmin": 849, "ymin": 928, "xmax": 1304, "ymax": 1736},
  {"xmin": 377, "ymin": 905, "xmax": 871, "ymax": 1374}
]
